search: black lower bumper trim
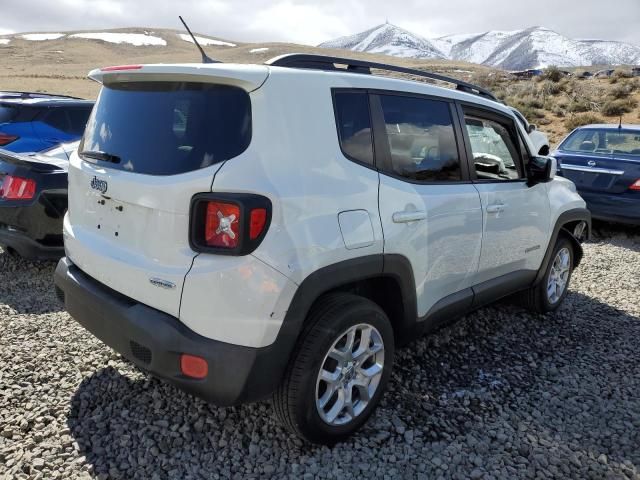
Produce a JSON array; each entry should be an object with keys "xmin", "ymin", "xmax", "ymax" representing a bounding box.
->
[
  {"xmin": 54, "ymin": 257, "xmax": 286, "ymax": 406},
  {"xmin": 0, "ymin": 227, "xmax": 63, "ymax": 260}
]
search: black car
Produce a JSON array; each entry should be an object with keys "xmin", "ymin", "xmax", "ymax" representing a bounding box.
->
[
  {"xmin": 553, "ymin": 124, "xmax": 640, "ymax": 225},
  {"xmin": 0, "ymin": 142, "xmax": 75, "ymax": 259}
]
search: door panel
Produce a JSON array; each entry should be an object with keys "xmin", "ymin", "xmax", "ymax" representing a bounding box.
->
[
  {"xmin": 473, "ymin": 181, "xmax": 550, "ymax": 283},
  {"xmin": 379, "ymin": 177, "xmax": 483, "ymax": 317}
]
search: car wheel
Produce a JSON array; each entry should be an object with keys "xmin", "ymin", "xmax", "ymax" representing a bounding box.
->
[
  {"xmin": 522, "ymin": 235, "xmax": 574, "ymax": 313},
  {"xmin": 273, "ymin": 293, "xmax": 394, "ymax": 445}
]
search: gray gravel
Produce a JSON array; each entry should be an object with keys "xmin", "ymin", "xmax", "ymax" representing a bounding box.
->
[{"xmin": 1, "ymin": 224, "xmax": 640, "ymax": 479}]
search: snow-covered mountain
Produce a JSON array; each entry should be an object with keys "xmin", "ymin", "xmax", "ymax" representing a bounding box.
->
[
  {"xmin": 320, "ymin": 24, "xmax": 640, "ymax": 70},
  {"xmin": 319, "ymin": 23, "xmax": 446, "ymax": 60}
]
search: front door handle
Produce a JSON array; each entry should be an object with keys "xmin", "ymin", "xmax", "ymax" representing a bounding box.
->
[
  {"xmin": 392, "ymin": 210, "xmax": 427, "ymax": 223},
  {"xmin": 486, "ymin": 203, "xmax": 506, "ymax": 214}
]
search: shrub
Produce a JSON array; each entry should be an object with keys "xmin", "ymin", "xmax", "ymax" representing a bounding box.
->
[
  {"xmin": 601, "ymin": 99, "xmax": 632, "ymax": 116},
  {"xmin": 567, "ymin": 100, "xmax": 591, "ymax": 113},
  {"xmin": 542, "ymin": 66, "xmax": 563, "ymax": 83},
  {"xmin": 540, "ymin": 80, "xmax": 564, "ymax": 96},
  {"xmin": 608, "ymin": 83, "xmax": 633, "ymax": 100},
  {"xmin": 564, "ymin": 113, "xmax": 603, "ymax": 131}
]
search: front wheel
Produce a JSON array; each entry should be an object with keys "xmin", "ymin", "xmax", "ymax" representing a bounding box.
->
[
  {"xmin": 273, "ymin": 293, "xmax": 394, "ymax": 445},
  {"xmin": 522, "ymin": 236, "xmax": 574, "ymax": 313}
]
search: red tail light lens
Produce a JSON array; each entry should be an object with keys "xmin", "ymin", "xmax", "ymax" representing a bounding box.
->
[
  {"xmin": 0, "ymin": 175, "xmax": 36, "ymax": 200},
  {"xmin": 0, "ymin": 133, "xmax": 18, "ymax": 146},
  {"xmin": 180, "ymin": 354, "xmax": 208, "ymax": 379},
  {"xmin": 205, "ymin": 201, "xmax": 241, "ymax": 248},
  {"xmin": 630, "ymin": 179, "xmax": 640, "ymax": 191},
  {"xmin": 249, "ymin": 208, "xmax": 268, "ymax": 240},
  {"xmin": 190, "ymin": 194, "xmax": 271, "ymax": 255}
]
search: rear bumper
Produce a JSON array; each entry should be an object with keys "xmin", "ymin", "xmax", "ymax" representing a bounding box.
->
[
  {"xmin": 54, "ymin": 257, "xmax": 288, "ymax": 406},
  {"xmin": 0, "ymin": 224, "xmax": 63, "ymax": 259},
  {"xmin": 580, "ymin": 192, "xmax": 640, "ymax": 225}
]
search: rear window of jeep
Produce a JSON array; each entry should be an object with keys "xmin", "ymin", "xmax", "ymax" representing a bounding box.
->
[{"xmin": 79, "ymin": 82, "xmax": 251, "ymax": 175}]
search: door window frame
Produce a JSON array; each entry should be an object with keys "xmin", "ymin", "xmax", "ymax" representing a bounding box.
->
[{"xmin": 455, "ymin": 102, "xmax": 528, "ymax": 184}]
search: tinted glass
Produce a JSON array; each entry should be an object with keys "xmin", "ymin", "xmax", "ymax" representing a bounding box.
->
[
  {"xmin": 67, "ymin": 108, "xmax": 92, "ymax": 135},
  {"xmin": 334, "ymin": 92, "xmax": 373, "ymax": 165},
  {"xmin": 42, "ymin": 109, "xmax": 71, "ymax": 132},
  {"xmin": 0, "ymin": 105, "xmax": 18, "ymax": 123},
  {"xmin": 561, "ymin": 129, "xmax": 640, "ymax": 156},
  {"xmin": 379, "ymin": 95, "xmax": 461, "ymax": 181},
  {"xmin": 80, "ymin": 82, "xmax": 251, "ymax": 175},
  {"xmin": 465, "ymin": 115, "xmax": 523, "ymax": 181}
]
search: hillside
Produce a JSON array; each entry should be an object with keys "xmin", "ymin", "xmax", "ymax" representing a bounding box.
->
[
  {"xmin": 320, "ymin": 23, "xmax": 640, "ymax": 70},
  {"xmin": 0, "ymin": 27, "xmax": 490, "ymax": 99}
]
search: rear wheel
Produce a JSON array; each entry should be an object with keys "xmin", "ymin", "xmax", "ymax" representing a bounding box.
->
[
  {"xmin": 522, "ymin": 236, "xmax": 574, "ymax": 313},
  {"xmin": 273, "ymin": 293, "xmax": 394, "ymax": 445}
]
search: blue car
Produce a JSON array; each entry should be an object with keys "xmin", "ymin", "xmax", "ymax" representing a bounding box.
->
[
  {"xmin": 0, "ymin": 92, "xmax": 94, "ymax": 153},
  {"xmin": 552, "ymin": 124, "xmax": 640, "ymax": 225}
]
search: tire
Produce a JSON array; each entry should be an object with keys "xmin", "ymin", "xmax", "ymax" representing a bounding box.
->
[
  {"xmin": 273, "ymin": 293, "xmax": 395, "ymax": 445},
  {"xmin": 522, "ymin": 235, "xmax": 574, "ymax": 313}
]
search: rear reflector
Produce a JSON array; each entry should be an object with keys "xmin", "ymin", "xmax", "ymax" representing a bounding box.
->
[
  {"xmin": 249, "ymin": 208, "xmax": 268, "ymax": 240},
  {"xmin": 0, "ymin": 133, "xmax": 18, "ymax": 146},
  {"xmin": 100, "ymin": 65, "xmax": 143, "ymax": 72},
  {"xmin": 180, "ymin": 354, "xmax": 208, "ymax": 379},
  {"xmin": 630, "ymin": 179, "xmax": 640, "ymax": 191},
  {"xmin": 0, "ymin": 175, "xmax": 36, "ymax": 200}
]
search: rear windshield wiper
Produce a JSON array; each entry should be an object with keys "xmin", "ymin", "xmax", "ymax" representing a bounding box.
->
[{"xmin": 80, "ymin": 150, "xmax": 121, "ymax": 164}]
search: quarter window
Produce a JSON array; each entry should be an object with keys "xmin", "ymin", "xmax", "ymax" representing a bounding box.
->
[
  {"xmin": 379, "ymin": 95, "xmax": 461, "ymax": 182},
  {"xmin": 464, "ymin": 115, "xmax": 523, "ymax": 181},
  {"xmin": 333, "ymin": 91, "xmax": 374, "ymax": 165}
]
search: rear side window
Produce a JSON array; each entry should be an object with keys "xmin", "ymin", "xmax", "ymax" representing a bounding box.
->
[
  {"xmin": 379, "ymin": 95, "xmax": 461, "ymax": 182},
  {"xmin": 333, "ymin": 92, "xmax": 374, "ymax": 166},
  {"xmin": 80, "ymin": 82, "xmax": 251, "ymax": 175}
]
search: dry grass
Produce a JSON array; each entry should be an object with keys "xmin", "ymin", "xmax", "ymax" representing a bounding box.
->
[{"xmin": 1, "ymin": 27, "xmax": 638, "ymax": 147}]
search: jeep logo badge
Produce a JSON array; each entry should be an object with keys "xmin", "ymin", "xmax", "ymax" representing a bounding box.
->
[
  {"xmin": 587, "ymin": 160, "xmax": 597, "ymax": 167},
  {"xmin": 90, "ymin": 176, "xmax": 108, "ymax": 194}
]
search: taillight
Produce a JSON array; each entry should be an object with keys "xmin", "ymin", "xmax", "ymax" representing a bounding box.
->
[
  {"xmin": 0, "ymin": 175, "xmax": 36, "ymax": 200},
  {"xmin": 180, "ymin": 354, "xmax": 208, "ymax": 379},
  {"xmin": 0, "ymin": 133, "xmax": 18, "ymax": 146},
  {"xmin": 190, "ymin": 193, "xmax": 271, "ymax": 255},
  {"xmin": 630, "ymin": 179, "xmax": 640, "ymax": 191}
]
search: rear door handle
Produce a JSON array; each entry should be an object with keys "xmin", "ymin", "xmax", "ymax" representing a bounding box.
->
[
  {"xmin": 486, "ymin": 203, "xmax": 506, "ymax": 214},
  {"xmin": 392, "ymin": 210, "xmax": 427, "ymax": 223}
]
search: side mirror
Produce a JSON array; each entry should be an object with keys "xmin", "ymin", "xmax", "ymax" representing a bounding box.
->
[
  {"xmin": 527, "ymin": 156, "xmax": 556, "ymax": 186},
  {"xmin": 528, "ymin": 124, "xmax": 537, "ymax": 133}
]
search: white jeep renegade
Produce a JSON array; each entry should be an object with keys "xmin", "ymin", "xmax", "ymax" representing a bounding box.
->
[{"xmin": 54, "ymin": 54, "xmax": 590, "ymax": 444}]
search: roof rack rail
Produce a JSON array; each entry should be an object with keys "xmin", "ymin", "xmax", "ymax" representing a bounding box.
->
[
  {"xmin": 0, "ymin": 91, "xmax": 83, "ymax": 100},
  {"xmin": 265, "ymin": 54, "xmax": 498, "ymax": 102}
]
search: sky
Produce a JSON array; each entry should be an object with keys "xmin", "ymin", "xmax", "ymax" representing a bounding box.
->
[{"xmin": 0, "ymin": 0, "xmax": 639, "ymax": 46}]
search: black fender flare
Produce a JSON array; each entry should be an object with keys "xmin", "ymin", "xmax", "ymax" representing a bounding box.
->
[
  {"xmin": 533, "ymin": 208, "xmax": 591, "ymax": 286},
  {"xmin": 260, "ymin": 254, "xmax": 417, "ymax": 391}
]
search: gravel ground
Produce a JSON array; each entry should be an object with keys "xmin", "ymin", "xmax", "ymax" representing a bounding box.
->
[{"xmin": 1, "ymin": 224, "xmax": 640, "ymax": 479}]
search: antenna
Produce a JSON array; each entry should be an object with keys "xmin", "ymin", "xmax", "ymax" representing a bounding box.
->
[
  {"xmin": 619, "ymin": 116, "xmax": 623, "ymax": 129},
  {"xmin": 179, "ymin": 16, "xmax": 218, "ymax": 64}
]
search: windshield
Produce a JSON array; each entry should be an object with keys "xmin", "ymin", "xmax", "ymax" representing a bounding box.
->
[
  {"xmin": 560, "ymin": 128, "xmax": 640, "ymax": 156},
  {"xmin": 0, "ymin": 105, "xmax": 17, "ymax": 124},
  {"xmin": 80, "ymin": 81, "xmax": 251, "ymax": 175}
]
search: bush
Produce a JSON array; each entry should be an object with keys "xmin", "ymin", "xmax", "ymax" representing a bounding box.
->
[
  {"xmin": 601, "ymin": 99, "xmax": 632, "ymax": 117},
  {"xmin": 567, "ymin": 100, "xmax": 591, "ymax": 113},
  {"xmin": 540, "ymin": 80, "xmax": 564, "ymax": 96},
  {"xmin": 542, "ymin": 66, "xmax": 563, "ymax": 83},
  {"xmin": 564, "ymin": 113, "xmax": 603, "ymax": 131},
  {"xmin": 608, "ymin": 83, "xmax": 633, "ymax": 100}
]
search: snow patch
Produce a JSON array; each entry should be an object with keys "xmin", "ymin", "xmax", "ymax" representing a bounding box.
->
[
  {"xmin": 21, "ymin": 33, "xmax": 65, "ymax": 41},
  {"xmin": 0, "ymin": 39, "xmax": 10, "ymax": 45},
  {"xmin": 69, "ymin": 32, "xmax": 166, "ymax": 46},
  {"xmin": 250, "ymin": 47, "xmax": 269, "ymax": 53},
  {"xmin": 177, "ymin": 33, "xmax": 235, "ymax": 47}
]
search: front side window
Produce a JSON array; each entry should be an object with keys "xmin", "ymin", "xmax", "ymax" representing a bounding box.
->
[
  {"xmin": 333, "ymin": 91, "xmax": 374, "ymax": 166},
  {"xmin": 560, "ymin": 129, "xmax": 640, "ymax": 156},
  {"xmin": 465, "ymin": 115, "xmax": 523, "ymax": 181},
  {"xmin": 80, "ymin": 82, "xmax": 251, "ymax": 176},
  {"xmin": 379, "ymin": 95, "xmax": 461, "ymax": 182}
]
